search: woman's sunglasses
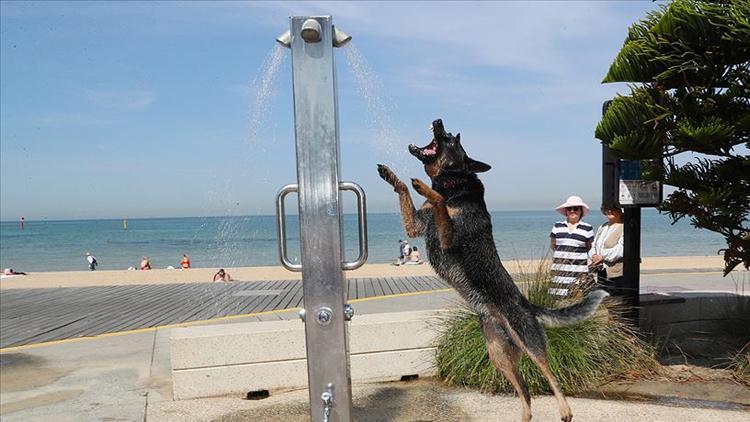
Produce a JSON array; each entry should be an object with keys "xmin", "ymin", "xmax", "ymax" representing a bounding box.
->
[{"xmin": 565, "ymin": 207, "xmax": 581, "ymax": 212}]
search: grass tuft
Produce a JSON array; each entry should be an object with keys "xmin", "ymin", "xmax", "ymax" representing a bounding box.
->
[
  {"xmin": 433, "ymin": 259, "xmax": 659, "ymax": 394},
  {"xmin": 728, "ymin": 341, "xmax": 750, "ymax": 386}
]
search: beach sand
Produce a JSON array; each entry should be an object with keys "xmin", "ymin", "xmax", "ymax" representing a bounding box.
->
[{"xmin": 0, "ymin": 255, "xmax": 730, "ymax": 290}]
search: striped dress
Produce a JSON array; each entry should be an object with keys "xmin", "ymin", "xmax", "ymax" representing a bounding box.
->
[{"xmin": 549, "ymin": 221, "xmax": 594, "ymax": 296}]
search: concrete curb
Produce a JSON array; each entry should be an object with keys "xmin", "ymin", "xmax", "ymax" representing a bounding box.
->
[
  {"xmin": 171, "ymin": 310, "xmax": 445, "ymax": 400},
  {"xmin": 171, "ymin": 290, "xmax": 750, "ymax": 401}
]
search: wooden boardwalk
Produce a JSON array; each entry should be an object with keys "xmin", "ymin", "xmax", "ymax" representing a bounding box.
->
[{"xmin": 0, "ymin": 276, "xmax": 448, "ymax": 349}]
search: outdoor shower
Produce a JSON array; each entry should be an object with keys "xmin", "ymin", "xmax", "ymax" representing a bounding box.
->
[{"xmin": 275, "ymin": 16, "xmax": 365, "ymax": 422}]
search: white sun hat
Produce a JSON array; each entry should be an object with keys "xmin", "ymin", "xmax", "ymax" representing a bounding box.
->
[{"xmin": 555, "ymin": 195, "xmax": 590, "ymax": 217}]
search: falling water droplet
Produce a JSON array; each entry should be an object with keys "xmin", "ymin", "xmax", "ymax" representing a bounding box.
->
[
  {"xmin": 248, "ymin": 44, "xmax": 287, "ymax": 147},
  {"xmin": 342, "ymin": 43, "xmax": 411, "ymax": 175}
]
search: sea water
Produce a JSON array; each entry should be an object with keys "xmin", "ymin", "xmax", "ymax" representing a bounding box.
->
[{"xmin": 0, "ymin": 209, "xmax": 725, "ymax": 273}]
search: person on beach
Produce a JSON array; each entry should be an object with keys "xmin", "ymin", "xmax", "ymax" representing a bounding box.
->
[
  {"xmin": 3, "ymin": 268, "xmax": 27, "ymax": 276},
  {"xmin": 180, "ymin": 254, "xmax": 191, "ymax": 269},
  {"xmin": 407, "ymin": 246, "xmax": 424, "ymax": 264},
  {"xmin": 590, "ymin": 206, "xmax": 625, "ymax": 296},
  {"xmin": 394, "ymin": 239, "xmax": 411, "ymax": 265},
  {"xmin": 140, "ymin": 256, "xmax": 152, "ymax": 270},
  {"xmin": 213, "ymin": 269, "xmax": 232, "ymax": 282},
  {"xmin": 86, "ymin": 252, "xmax": 98, "ymax": 271},
  {"xmin": 401, "ymin": 240, "xmax": 411, "ymax": 261},
  {"xmin": 549, "ymin": 195, "xmax": 594, "ymax": 297}
]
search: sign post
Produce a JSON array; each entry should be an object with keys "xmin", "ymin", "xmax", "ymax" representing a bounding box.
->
[{"xmin": 600, "ymin": 102, "xmax": 662, "ymax": 326}]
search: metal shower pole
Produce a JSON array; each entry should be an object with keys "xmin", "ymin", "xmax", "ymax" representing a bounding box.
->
[{"xmin": 275, "ymin": 16, "xmax": 365, "ymax": 422}]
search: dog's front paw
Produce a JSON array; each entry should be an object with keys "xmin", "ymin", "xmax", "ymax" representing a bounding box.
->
[
  {"xmin": 377, "ymin": 164, "xmax": 393, "ymax": 181},
  {"xmin": 411, "ymin": 178, "xmax": 430, "ymax": 197},
  {"xmin": 377, "ymin": 164, "xmax": 406, "ymax": 192}
]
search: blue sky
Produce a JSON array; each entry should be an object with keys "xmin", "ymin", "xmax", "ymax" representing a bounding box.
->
[{"xmin": 0, "ymin": 1, "xmax": 660, "ymax": 220}]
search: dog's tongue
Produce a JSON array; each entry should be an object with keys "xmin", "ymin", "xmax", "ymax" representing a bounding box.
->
[{"xmin": 423, "ymin": 143, "xmax": 437, "ymax": 156}]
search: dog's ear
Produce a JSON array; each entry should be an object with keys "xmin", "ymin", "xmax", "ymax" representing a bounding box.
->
[
  {"xmin": 467, "ymin": 157, "xmax": 491, "ymax": 173},
  {"xmin": 455, "ymin": 133, "xmax": 460, "ymax": 142}
]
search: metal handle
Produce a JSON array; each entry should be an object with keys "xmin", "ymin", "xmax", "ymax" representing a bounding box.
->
[
  {"xmin": 276, "ymin": 183, "xmax": 302, "ymax": 272},
  {"xmin": 276, "ymin": 182, "xmax": 367, "ymax": 272},
  {"xmin": 340, "ymin": 181, "xmax": 368, "ymax": 271}
]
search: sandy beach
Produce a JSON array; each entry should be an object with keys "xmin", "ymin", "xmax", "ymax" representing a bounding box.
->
[{"xmin": 0, "ymin": 255, "xmax": 731, "ymax": 290}]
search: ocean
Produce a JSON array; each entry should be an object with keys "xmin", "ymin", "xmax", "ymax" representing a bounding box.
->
[{"xmin": 0, "ymin": 210, "xmax": 726, "ymax": 273}]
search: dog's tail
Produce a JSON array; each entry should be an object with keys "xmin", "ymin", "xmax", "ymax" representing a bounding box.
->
[{"xmin": 534, "ymin": 289, "xmax": 609, "ymax": 327}]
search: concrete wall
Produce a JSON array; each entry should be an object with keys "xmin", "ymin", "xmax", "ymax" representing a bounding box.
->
[
  {"xmin": 640, "ymin": 291, "xmax": 750, "ymax": 337},
  {"xmin": 171, "ymin": 311, "xmax": 444, "ymax": 400},
  {"xmin": 640, "ymin": 291, "xmax": 750, "ymax": 363},
  {"xmin": 171, "ymin": 292, "xmax": 750, "ymax": 400}
]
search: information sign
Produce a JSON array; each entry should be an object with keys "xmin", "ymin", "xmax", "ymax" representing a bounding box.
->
[{"xmin": 617, "ymin": 160, "xmax": 662, "ymax": 207}]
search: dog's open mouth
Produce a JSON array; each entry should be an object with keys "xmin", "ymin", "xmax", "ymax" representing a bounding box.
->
[
  {"xmin": 409, "ymin": 140, "xmax": 438, "ymax": 162},
  {"xmin": 409, "ymin": 119, "xmax": 445, "ymax": 163}
]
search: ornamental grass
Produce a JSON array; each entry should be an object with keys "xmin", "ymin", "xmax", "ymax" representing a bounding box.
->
[
  {"xmin": 433, "ymin": 260, "xmax": 659, "ymax": 394},
  {"xmin": 729, "ymin": 341, "xmax": 750, "ymax": 386}
]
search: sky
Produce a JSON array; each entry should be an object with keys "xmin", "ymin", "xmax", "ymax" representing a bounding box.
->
[{"xmin": 0, "ymin": 1, "xmax": 662, "ymax": 220}]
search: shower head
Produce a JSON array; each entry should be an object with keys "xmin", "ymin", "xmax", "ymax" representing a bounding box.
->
[
  {"xmin": 300, "ymin": 19, "xmax": 322, "ymax": 43},
  {"xmin": 275, "ymin": 19, "xmax": 351, "ymax": 48},
  {"xmin": 275, "ymin": 30, "xmax": 291, "ymax": 48},
  {"xmin": 333, "ymin": 26, "xmax": 351, "ymax": 47}
]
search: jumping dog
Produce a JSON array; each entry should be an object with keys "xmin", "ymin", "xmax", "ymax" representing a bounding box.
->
[{"xmin": 377, "ymin": 119, "xmax": 608, "ymax": 422}]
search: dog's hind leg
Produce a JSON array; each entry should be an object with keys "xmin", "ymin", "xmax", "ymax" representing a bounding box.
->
[
  {"xmin": 481, "ymin": 317, "xmax": 532, "ymax": 422},
  {"xmin": 377, "ymin": 164, "xmax": 426, "ymax": 237},
  {"xmin": 410, "ymin": 178, "xmax": 453, "ymax": 249},
  {"xmin": 495, "ymin": 312, "xmax": 573, "ymax": 422},
  {"xmin": 525, "ymin": 346, "xmax": 572, "ymax": 422}
]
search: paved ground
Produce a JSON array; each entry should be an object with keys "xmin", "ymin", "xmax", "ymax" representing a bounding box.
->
[{"xmin": 0, "ymin": 270, "xmax": 748, "ymax": 421}]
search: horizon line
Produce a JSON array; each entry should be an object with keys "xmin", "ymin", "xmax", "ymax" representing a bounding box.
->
[
  {"xmin": 0, "ymin": 208, "xmax": 573, "ymax": 223},
  {"xmin": 0, "ymin": 207, "xmax": 668, "ymax": 224}
]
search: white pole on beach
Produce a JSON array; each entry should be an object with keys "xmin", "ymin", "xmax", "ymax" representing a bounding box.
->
[{"xmin": 275, "ymin": 17, "xmax": 363, "ymax": 422}]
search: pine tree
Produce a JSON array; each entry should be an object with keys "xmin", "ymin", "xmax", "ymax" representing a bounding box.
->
[{"xmin": 595, "ymin": 0, "xmax": 750, "ymax": 274}]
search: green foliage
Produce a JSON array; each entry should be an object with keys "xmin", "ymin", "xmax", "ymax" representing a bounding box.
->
[
  {"xmin": 603, "ymin": 0, "xmax": 750, "ymax": 87},
  {"xmin": 433, "ymin": 266, "xmax": 658, "ymax": 394},
  {"xmin": 596, "ymin": 0, "xmax": 750, "ymax": 274},
  {"xmin": 729, "ymin": 341, "xmax": 750, "ymax": 386}
]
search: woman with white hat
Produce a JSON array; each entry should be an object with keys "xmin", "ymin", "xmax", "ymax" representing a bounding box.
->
[{"xmin": 549, "ymin": 195, "xmax": 594, "ymax": 297}]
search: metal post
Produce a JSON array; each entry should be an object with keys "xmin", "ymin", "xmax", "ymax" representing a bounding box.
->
[
  {"xmin": 601, "ymin": 99, "xmax": 640, "ymax": 325},
  {"xmin": 602, "ymin": 145, "xmax": 618, "ymax": 210},
  {"xmin": 622, "ymin": 207, "xmax": 641, "ymax": 325},
  {"xmin": 288, "ymin": 16, "xmax": 352, "ymax": 421},
  {"xmin": 601, "ymin": 100, "xmax": 617, "ymax": 210}
]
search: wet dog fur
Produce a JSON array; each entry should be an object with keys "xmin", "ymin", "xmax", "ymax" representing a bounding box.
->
[{"xmin": 377, "ymin": 119, "xmax": 608, "ymax": 422}]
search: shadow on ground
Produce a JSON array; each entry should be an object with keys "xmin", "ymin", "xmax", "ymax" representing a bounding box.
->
[{"xmin": 213, "ymin": 380, "xmax": 470, "ymax": 422}]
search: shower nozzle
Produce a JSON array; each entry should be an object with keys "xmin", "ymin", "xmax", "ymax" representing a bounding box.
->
[
  {"xmin": 276, "ymin": 30, "xmax": 291, "ymax": 48},
  {"xmin": 275, "ymin": 19, "xmax": 352, "ymax": 48},
  {"xmin": 333, "ymin": 26, "xmax": 352, "ymax": 48},
  {"xmin": 300, "ymin": 19, "xmax": 322, "ymax": 43}
]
